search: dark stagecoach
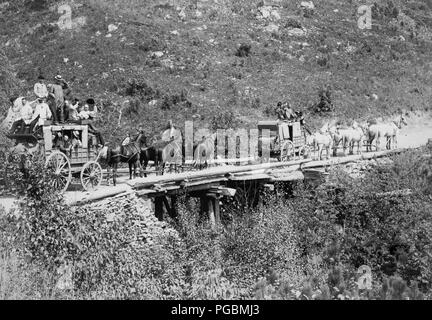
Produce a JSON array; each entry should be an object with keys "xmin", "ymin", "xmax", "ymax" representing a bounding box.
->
[
  {"xmin": 7, "ymin": 120, "xmax": 103, "ymax": 193},
  {"xmin": 257, "ymin": 119, "xmax": 311, "ymax": 161}
]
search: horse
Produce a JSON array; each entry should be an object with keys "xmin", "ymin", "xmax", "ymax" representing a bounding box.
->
[
  {"xmin": 348, "ymin": 121, "xmax": 366, "ymax": 155},
  {"xmin": 365, "ymin": 114, "xmax": 407, "ymax": 151},
  {"xmin": 193, "ymin": 133, "xmax": 217, "ymax": 169},
  {"xmin": 328, "ymin": 125, "xmax": 348, "ymax": 156},
  {"xmin": 141, "ymin": 125, "xmax": 183, "ymax": 176},
  {"xmin": 97, "ymin": 133, "xmax": 146, "ymax": 186},
  {"xmin": 329, "ymin": 122, "xmax": 365, "ymax": 156},
  {"xmin": 307, "ymin": 123, "xmax": 333, "ymax": 160}
]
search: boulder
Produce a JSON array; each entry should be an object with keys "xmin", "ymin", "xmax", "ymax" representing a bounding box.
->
[
  {"xmin": 264, "ymin": 23, "xmax": 279, "ymax": 33},
  {"xmin": 149, "ymin": 99, "xmax": 158, "ymax": 106},
  {"xmin": 258, "ymin": 6, "xmax": 272, "ymax": 19},
  {"xmin": 257, "ymin": 6, "xmax": 281, "ymax": 20},
  {"xmin": 151, "ymin": 51, "xmax": 164, "ymax": 58},
  {"xmin": 108, "ymin": 24, "xmax": 118, "ymax": 33},
  {"xmin": 300, "ymin": 1, "xmax": 315, "ymax": 17},
  {"xmin": 286, "ymin": 28, "xmax": 306, "ymax": 37},
  {"xmin": 300, "ymin": 1, "xmax": 315, "ymax": 10}
]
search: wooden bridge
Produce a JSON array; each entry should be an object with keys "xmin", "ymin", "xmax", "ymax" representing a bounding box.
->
[{"xmin": 65, "ymin": 148, "xmax": 406, "ymax": 227}]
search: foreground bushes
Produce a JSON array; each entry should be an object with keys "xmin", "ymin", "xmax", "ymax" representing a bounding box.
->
[{"xmin": 0, "ymin": 146, "xmax": 432, "ymax": 299}]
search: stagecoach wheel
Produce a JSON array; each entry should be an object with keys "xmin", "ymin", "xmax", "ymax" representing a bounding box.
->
[
  {"xmin": 45, "ymin": 151, "xmax": 72, "ymax": 193},
  {"xmin": 80, "ymin": 161, "xmax": 103, "ymax": 191},
  {"xmin": 279, "ymin": 141, "xmax": 295, "ymax": 162}
]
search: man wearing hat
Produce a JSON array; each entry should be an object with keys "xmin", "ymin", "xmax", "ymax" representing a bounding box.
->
[
  {"xmin": 2, "ymin": 96, "xmax": 22, "ymax": 130},
  {"xmin": 70, "ymin": 131, "xmax": 82, "ymax": 156},
  {"xmin": 67, "ymin": 98, "xmax": 81, "ymax": 122},
  {"xmin": 133, "ymin": 124, "xmax": 147, "ymax": 147},
  {"xmin": 282, "ymin": 102, "xmax": 295, "ymax": 121},
  {"xmin": 34, "ymin": 75, "xmax": 48, "ymax": 99},
  {"xmin": 32, "ymin": 97, "xmax": 52, "ymax": 135},
  {"xmin": 80, "ymin": 98, "xmax": 104, "ymax": 146},
  {"xmin": 275, "ymin": 101, "xmax": 285, "ymax": 120},
  {"xmin": 78, "ymin": 98, "xmax": 97, "ymax": 119},
  {"xmin": 48, "ymin": 75, "xmax": 66, "ymax": 123},
  {"xmin": 7, "ymin": 97, "xmax": 27, "ymax": 134},
  {"xmin": 20, "ymin": 98, "xmax": 39, "ymax": 134}
]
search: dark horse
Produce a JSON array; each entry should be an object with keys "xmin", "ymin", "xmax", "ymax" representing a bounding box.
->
[
  {"xmin": 140, "ymin": 131, "xmax": 218, "ymax": 176},
  {"xmin": 97, "ymin": 133, "xmax": 146, "ymax": 186},
  {"xmin": 140, "ymin": 125, "xmax": 183, "ymax": 176}
]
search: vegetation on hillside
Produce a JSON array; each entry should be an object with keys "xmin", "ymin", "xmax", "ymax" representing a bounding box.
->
[{"xmin": 0, "ymin": 0, "xmax": 431, "ymax": 145}]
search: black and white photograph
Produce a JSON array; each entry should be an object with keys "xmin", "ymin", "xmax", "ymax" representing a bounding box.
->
[{"xmin": 0, "ymin": 0, "xmax": 432, "ymax": 305}]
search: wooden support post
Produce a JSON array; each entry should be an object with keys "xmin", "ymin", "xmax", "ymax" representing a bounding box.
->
[
  {"xmin": 200, "ymin": 196, "xmax": 207, "ymax": 217},
  {"xmin": 162, "ymin": 196, "xmax": 171, "ymax": 218},
  {"xmin": 170, "ymin": 196, "xmax": 178, "ymax": 218},
  {"xmin": 206, "ymin": 193, "xmax": 221, "ymax": 230},
  {"xmin": 154, "ymin": 197, "xmax": 164, "ymax": 221},
  {"xmin": 207, "ymin": 196, "xmax": 216, "ymax": 230},
  {"xmin": 213, "ymin": 197, "xmax": 221, "ymax": 225}
]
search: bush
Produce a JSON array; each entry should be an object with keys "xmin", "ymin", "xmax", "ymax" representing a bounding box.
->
[
  {"xmin": 1, "ymin": 143, "xmax": 432, "ymax": 299},
  {"xmin": 222, "ymin": 196, "xmax": 305, "ymax": 289},
  {"xmin": 210, "ymin": 111, "xmax": 241, "ymax": 131},
  {"xmin": 235, "ymin": 44, "xmax": 252, "ymax": 58}
]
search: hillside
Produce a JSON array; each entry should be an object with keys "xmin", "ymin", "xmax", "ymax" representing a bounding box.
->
[{"xmin": 1, "ymin": 0, "xmax": 432, "ymax": 145}]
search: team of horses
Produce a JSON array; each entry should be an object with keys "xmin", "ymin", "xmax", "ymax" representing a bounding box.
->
[
  {"xmin": 96, "ymin": 114, "xmax": 408, "ymax": 185},
  {"xmin": 97, "ymin": 125, "xmax": 184, "ymax": 186},
  {"xmin": 308, "ymin": 114, "xmax": 408, "ymax": 160}
]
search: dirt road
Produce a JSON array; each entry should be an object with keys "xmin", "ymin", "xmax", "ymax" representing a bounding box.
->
[{"xmin": 397, "ymin": 112, "xmax": 432, "ymax": 149}]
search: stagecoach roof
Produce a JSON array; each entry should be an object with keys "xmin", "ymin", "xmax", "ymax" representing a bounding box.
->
[{"xmin": 257, "ymin": 120, "xmax": 279, "ymax": 127}]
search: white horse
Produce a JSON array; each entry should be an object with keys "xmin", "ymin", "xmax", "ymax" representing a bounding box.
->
[
  {"xmin": 346, "ymin": 121, "xmax": 365, "ymax": 155},
  {"xmin": 328, "ymin": 121, "xmax": 364, "ymax": 156},
  {"xmin": 366, "ymin": 114, "xmax": 407, "ymax": 151},
  {"xmin": 193, "ymin": 133, "xmax": 217, "ymax": 168},
  {"xmin": 307, "ymin": 123, "xmax": 333, "ymax": 160},
  {"xmin": 328, "ymin": 125, "xmax": 351, "ymax": 156}
]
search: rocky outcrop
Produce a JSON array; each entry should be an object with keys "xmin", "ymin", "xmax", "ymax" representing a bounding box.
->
[{"xmin": 77, "ymin": 192, "xmax": 179, "ymax": 247}]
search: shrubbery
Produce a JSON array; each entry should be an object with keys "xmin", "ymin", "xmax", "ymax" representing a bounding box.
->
[{"xmin": 1, "ymin": 146, "xmax": 432, "ymax": 299}]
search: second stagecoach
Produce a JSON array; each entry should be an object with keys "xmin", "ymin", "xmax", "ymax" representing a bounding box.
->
[{"xmin": 257, "ymin": 119, "xmax": 310, "ymax": 161}]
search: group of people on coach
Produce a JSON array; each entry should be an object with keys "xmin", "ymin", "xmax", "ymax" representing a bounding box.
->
[{"xmin": 5, "ymin": 74, "xmax": 104, "ymax": 146}]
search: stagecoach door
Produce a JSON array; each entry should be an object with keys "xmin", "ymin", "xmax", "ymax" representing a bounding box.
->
[
  {"xmin": 292, "ymin": 122, "xmax": 301, "ymax": 138},
  {"xmin": 279, "ymin": 123, "xmax": 290, "ymax": 141}
]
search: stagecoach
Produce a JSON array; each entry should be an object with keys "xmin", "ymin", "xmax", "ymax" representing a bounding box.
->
[
  {"xmin": 257, "ymin": 119, "xmax": 310, "ymax": 161},
  {"xmin": 6, "ymin": 120, "xmax": 103, "ymax": 193}
]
